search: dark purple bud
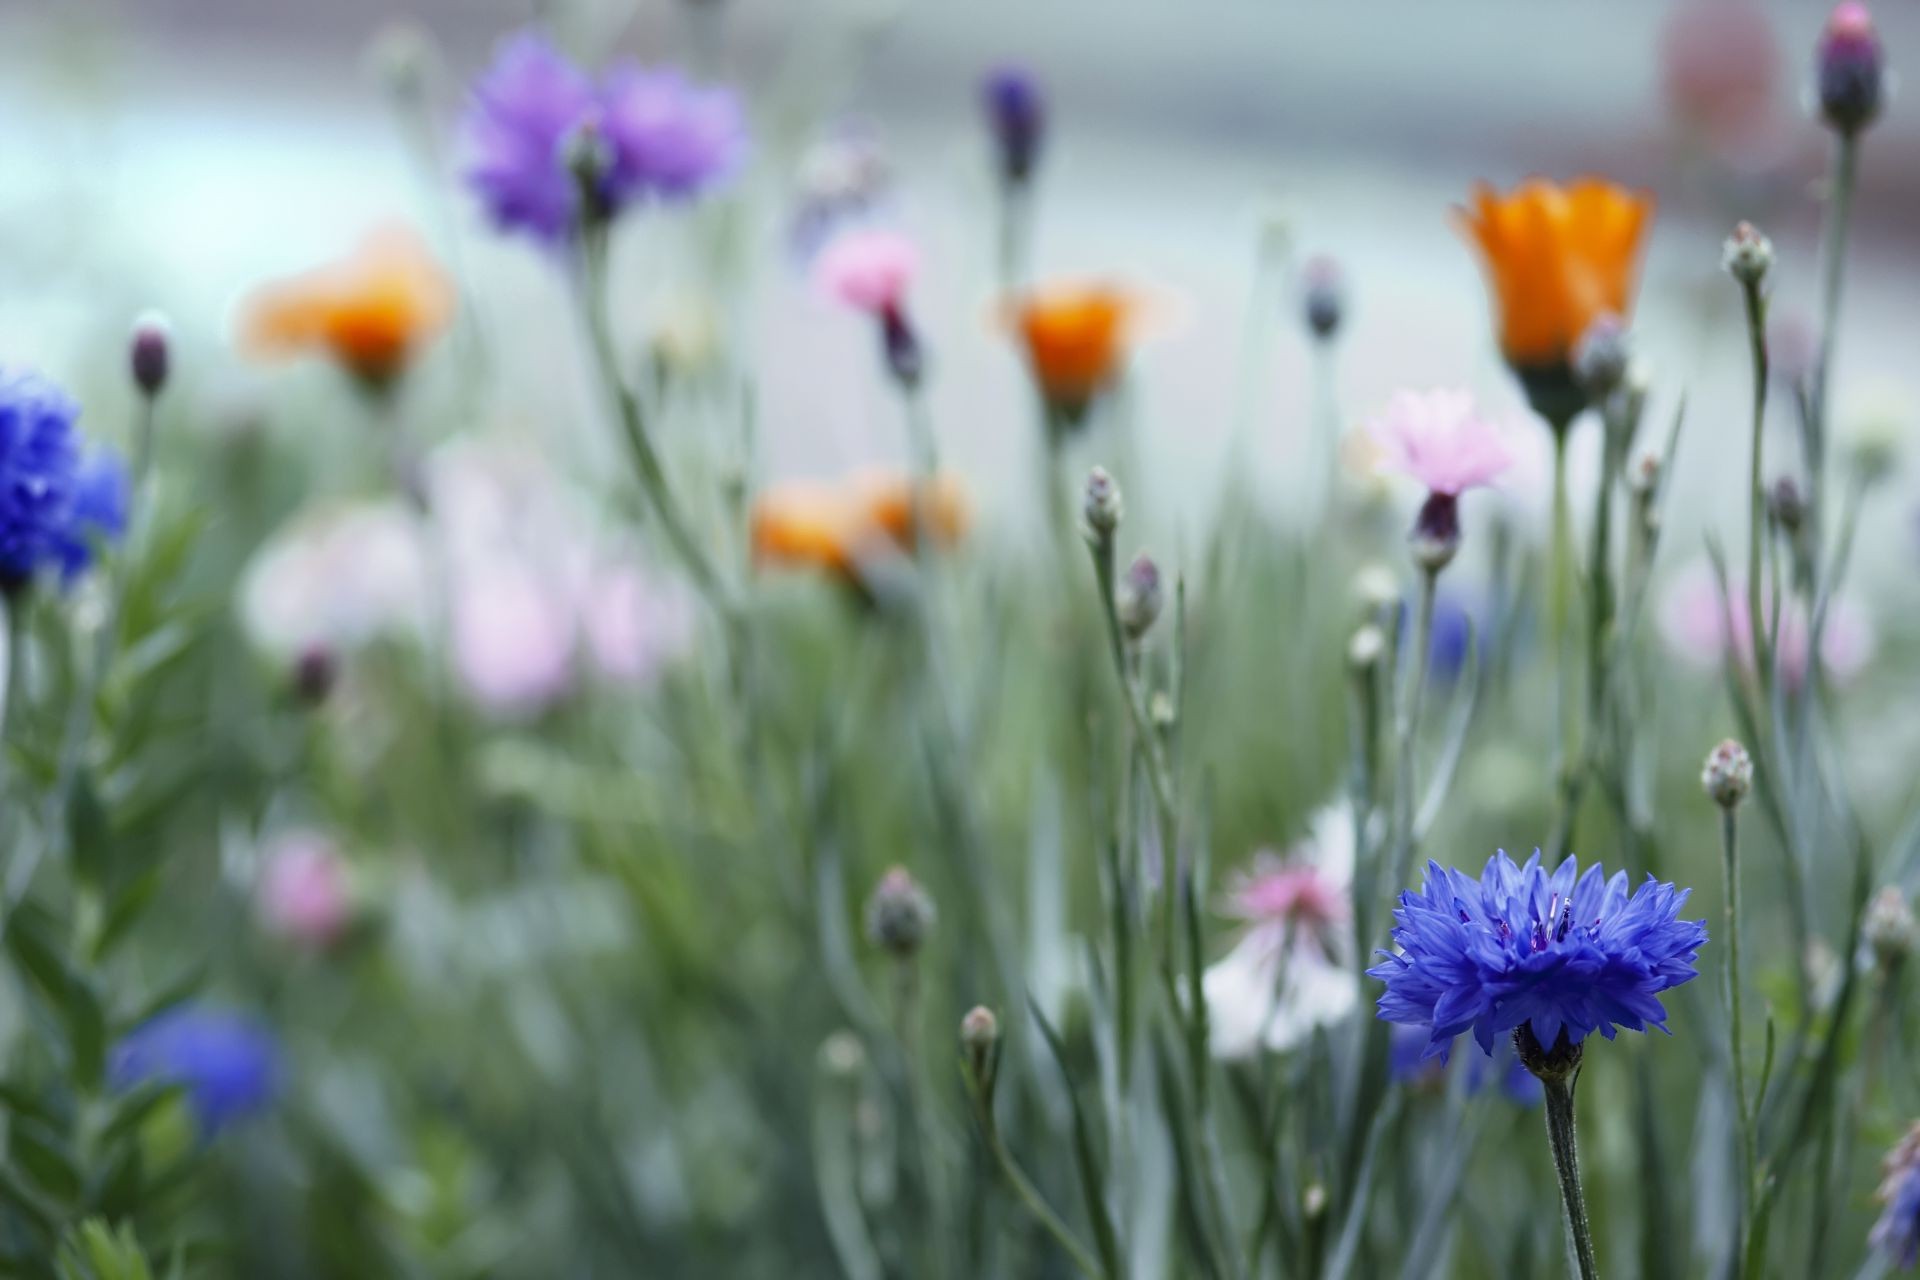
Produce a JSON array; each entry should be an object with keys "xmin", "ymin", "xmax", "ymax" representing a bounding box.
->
[
  {"xmin": 880, "ymin": 303, "xmax": 923, "ymax": 389},
  {"xmin": 1816, "ymin": 3, "xmax": 1883, "ymax": 136},
  {"xmin": 1302, "ymin": 255, "xmax": 1345, "ymax": 341},
  {"xmin": 293, "ymin": 644, "xmax": 338, "ymax": 705},
  {"xmin": 981, "ymin": 65, "xmax": 1045, "ymax": 186},
  {"xmin": 130, "ymin": 312, "xmax": 172, "ymax": 397},
  {"xmin": 1410, "ymin": 492, "xmax": 1461, "ymax": 572}
]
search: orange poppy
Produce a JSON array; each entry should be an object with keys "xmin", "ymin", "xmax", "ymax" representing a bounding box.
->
[
  {"xmin": 1005, "ymin": 282, "xmax": 1139, "ymax": 418},
  {"xmin": 241, "ymin": 226, "xmax": 454, "ymax": 387},
  {"xmin": 1454, "ymin": 178, "xmax": 1653, "ymax": 371},
  {"xmin": 751, "ymin": 471, "xmax": 968, "ymax": 581}
]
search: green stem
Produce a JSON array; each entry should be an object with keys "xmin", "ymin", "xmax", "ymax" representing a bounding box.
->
[
  {"xmin": 1549, "ymin": 427, "xmax": 1577, "ymax": 786},
  {"xmin": 1387, "ymin": 568, "xmax": 1436, "ymax": 898},
  {"xmin": 1737, "ymin": 276, "xmax": 1771, "ymax": 694},
  {"xmin": 980, "ymin": 1108, "xmax": 1106, "ymax": 1279},
  {"xmin": 1809, "ymin": 133, "xmax": 1858, "ymax": 562},
  {"xmin": 1721, "ymin": 806, "xmax": 1754, "ymax": 1273},
  {"xmin": 1542, "ymin": 1072, "xmax": 1600, "ymax": 1280}
]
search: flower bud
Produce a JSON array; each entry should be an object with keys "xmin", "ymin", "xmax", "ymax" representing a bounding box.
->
[
  {"xmin": 293, "ymin": 643, "xmax": 338, "ymax": 706},
  {"xmin": 1301, "ymin": 255, "xmax": 1345, "ymax": 342},
  {"xmin": 981, "ymin": 66, "xmax": 1045, "ymax": 186},
  {"xmin": 1409, "ymin": 492, "xmax": 1460, "ymax": 573},
  {"xmin": 1354, "ymin": 564, "xmax": 1400, "ymax": 615},
  {"xmin": 130, "ymin": 312, "xmax": 172, "ymax": 398},
  {"xmin": 1768, "ymin": 475, "xmax": 1807, "ymax": 535},
  {"xmin": 1723, "ymin": 221, "xmax": 1774, "ymax": 288},
  {"xmin": 1083, "ymin": 465, "xmax": 1122, "ymax": 539},
  {"xmin": 1149, "ymin": 690, "xmax": 1175, "ymax": 732},
  {"xmin": 1864, "ymin": 886, "xmax": 1917, "ymax": 969},
  {"xmin": 1816, "ymin": 2, "xmax": 1884, "ymax": 137},
  {"xmin": 960, "ymin": 1005, "xmax": 999, "ymax": 1097},
  {"xmin": 863, "ymin": 866, "xmax": 935, "ymax": 959},
  {"xmin": 880, "ymin": 305, "xmax": 923, "ymax": 389},
  {"xmin": 1627, "ymin": 450, "xmax": 1662, "ymax": 501},
  {"xmin": 819, "ymin": 1030, "xmax": 866, "ymax": 1079},
  {"xmin": 1116, "ymin": 552, "xmax": 1163, "ymax": 640},
  {"xmin": 1572, "ymin": 314, "xmax": 1631, "ymax": 398},
  {"xmin": 1701, "ymin": 738, "xmax": 1753, "ymax": 809},
  {"xmin": 1303, "ymin": 1182, "xmax": 1329, "ymax": 1220},
  {"xmin": 1347, "ymin": 623, "xmax": 1385, "ymax": 673}
]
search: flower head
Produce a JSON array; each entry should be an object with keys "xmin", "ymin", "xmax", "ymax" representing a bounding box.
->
[
  {"xmin": 751, "ymin": 471, "xmax": 968, "ymax": 583},
  {"xmin": 1455, "ymin": 178, "xmax": 1653, "ymax": 373},
  {"xmin": 981, "ymin": 65, "xmax": 1046, "ymax": 185},
  {"xmin": 1370, "ymin": 850, "xmax": 1706, "ymax": 1059},
  {"xmin": 1367, "ymin": 389, "xmax": 1514, "ymax": 497},
  {"xmin": 240, "ymin": 227, "xmax": 453, "ymax": 386},
  {"xmin": 1005, "ymin": 281, "xmax": 1140, "ymax": 420},
  {"xmin": 1817, "ymin": 2, "xmax": 1885, "ymax": 136},
  {"xmin": 1873, "ymin": 1123, "xmax": 1920, "ymax": 1268},
  {"xmin": 864, "ymin": 866, "xmax": 936, "ymax": 958},
  {"xmin": 462, "ymin": 32, "xmax": 744, "ymax": 244},
  {"xmin": 257, "ymin": 830, "xmax": 353, "ymax": 947},
  {"xmin": 1204, "ymin": 807, "xmax": 1359, "ymax": 1059},
  {"xmin": 813, "ymin": 227, "xmax": 919, "ymax": 315},
  {"xmin": 0, "ymin": 370, "xmax": 86, "ymax": 591},
  {"xmin": 111, "ymin": 1005, "xmax": 280, "ymax": 1136}
]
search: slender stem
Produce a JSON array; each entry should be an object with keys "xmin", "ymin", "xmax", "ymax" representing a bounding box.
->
[
  {"xmin": 0, "ymin": 593, "xmax": 23, "ymax": 789},
  {"xmin": 1810, "ymin": 133, "xmax": 1858, "ymax": 562},
  {"xmin": 1721, "ymin": 805, "xmax": 1754, "ymax": 1272},
  {"xmin": 979, "ymin": 1108, "xmax": 1106, "ymax": 1279},
  {"xmin": 1387, "ymin": 568, "xmax": 1436, "ymax": 898},
  {"xmin": 1549, "ymin": 428, "xmax": 1577, "ymax": 783},
  {"xmin": 1542, "ymin": 1072, "xmax": 1600, "ymax": 1280},
  {"xmin": 1737, "ymin": 276, "xmax": 1771, "ymax": 694}
]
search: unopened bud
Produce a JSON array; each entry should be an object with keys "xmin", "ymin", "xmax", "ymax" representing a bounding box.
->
[
  {"xmin": 864, "ymin": 866, "xmax": 935, "ymax": 959},
  {"xmin": 1348, "ymin": 623, "xmax": 1385, "ymax": 673},
  {"xmin": 1354, "ymin": 564, "xmax": 1400, "ymax": 615},
  {"xmin": 819, "ymin": 1030, "xmax": 866, "ymax": 1079},
  {"xmin": 1723, "ymin": 221, "xmax": 1774, "ymax": 288},
  {"xmin": 293, "ymin": 644, "xmax": 338, "ymax": 706},
  {"xmin": 1301, "ymin": 255, "xmax": 1345, "ymax": 342},
  {"xmin": 1701, "ymin": 738, "xmax": 1753, "ymax": 809},
  {"xmin": 1149, "ymin": 690, "xmax": 1175, "ymax": 731},
  {"xmin": 1864, "ymin": 886, "xmax": 1918, "ymax": 968},
  {"xmin": 1768, "ymin": 476, "xmax": 1807, "ymax": 534},
  {"xmin": 1303, "ymin": 1182, "xmax": 1328, "ymax": 1219},
  {"xmin": 1116, "ymin": 553, "xmax": 1163, "ymax": 640},
  {"xmin": 1409, "ymin": 492, "xmax": 1461, "ymax": 573},
  {"xmin": 981, "ymin": 66, "xmax": 1045, "ymax": 187},
  {"xmin": 1816, "ymin": 2, "xmax": 1885, "ymax": 137},
  {"xmin": 1083, "ymin": 466, "xmax": 1122, "ymax": 539},
  {"xmin": 130, "ymin": 312, "xmax": 172, "ymax": 397},
  {"xmin": 1627, "ymin": 450, "xmax": 1662, "ymax": 499},
  {"xmin": 960, "ymin": 1005, "xmax": 1000, "ymax": 1097},
  {"xmin": 1572, "ymin": 314, "xmax": 1630, "ymax": 397}
]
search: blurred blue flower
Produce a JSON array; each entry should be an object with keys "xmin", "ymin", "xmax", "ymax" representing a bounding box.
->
[
  {"xmin": 111, "ymin": 1005, "xmax": 281, "ymax": 1136},
  {"xmin": 1370, "ymin": 850, "xmax": 1706, "ymax": 1059},
  {"xmin": 1872, "ymin": 1125, "xmax": 1920, "ymax": 1269},
  {"xmin": 462, "ymin": 32, "xmax": 745, "ymax": 245},
  {"xmin": 54, "ymin": 450, "xmax": 129, "ymax": 582},
  {"xmin": 0, "ymin": 369, "xmax": 83, "ymax": 591},
  {"xmin": 981, "ymin": 65, "xmax": 1045, "ymax": 184},
  {"xmin": 1404, "ymin": 588, "xmax": 1500, "ymax": 686}
]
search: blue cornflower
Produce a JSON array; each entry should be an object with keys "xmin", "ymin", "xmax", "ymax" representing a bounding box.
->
[
  {"xmin": 1872, "ymin": 1124, "xmax": 1920, "ymax": 1268},
  {"xmin": 54, "ymin": 450, "xmax": 129, "ymax": 582},
  {"xmin": 1370, "ymin": 850, "xmax": 1706, "ymax": 1061},
  {"xmin": 111, "ymin": 1005, "xmax": 281, "ymax": 1136},
  {"xmin": 0, "ymin": 369, "xmax": 83, "ymax": 590},
  {"xmin": 462, "ymin": 31, "xmax": 746, "ymax": 245}
]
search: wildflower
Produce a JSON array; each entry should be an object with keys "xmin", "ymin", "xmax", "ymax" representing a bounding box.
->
[
  {"xmin": 1864, "ymin": 886, "xmax": 1918, "ymax": 970},
  {"xmin": 1115, "ymin": 552, "xmax": 1163, "ymax": 640},
  {"xmin": 1301, "ymin": 255, "xmax": 1346, "ymax": 342},
  {"xmin": 1005, "ymin": 281, "xmax": 1140, "ymax": 423},
  {"xmin": 239, "ymin": 501, "xmax": 429, "ymax": 661},
  {"xmin": 578, "ymin": 562, "xmax": 695, "ymax": 687},
  {"xmin": 257, "ymin": 830, "xmax": 354, "ymax": 947},
  {"xmin": 1657, "ymin": 561, "xmax": 1874, "ymax": 688},
  {"xmin": 813, "ymin": 227, "xmax": 923, "ymax": 386},
  {"xmin": 111, "ymin": 1005, "xmax": 280, "ymax": 1136},
  {"xmin": 462, "ymin": 32, "xmax": 744, "ymax": 243},
  {"xmin": 864, "ymin": 866, "xmax": 936, "ymax": 959},
  {"xmin": 239, "ymin": 227, "xmax": 453, "ymax": 388},
  {"xmin": 129, "ymin": 312, "xmax": 172, "ymax": 398},
  {"xmin": 1816, "ymin": 2, "xmax": 1885, "ymax": 137},
  {"xmin": 1205, "ymin": 807, "xmax": 1359, "ymax": 1059},
  {"xmin": 1722, "ymin": 220, "xmax": 1773, "ymax": 288},
  {"xmin": 1455, "ymin": 178, "xmax": 1653, "ymax": 426},
  {"xmin": 960, "ymin": 1005, "xmax": 1000, "ymax": 1099},
  {"xmin": 981, "ymin": 65, "xmax": 1045, "ymax": 186},
  {"xmin": 1701, "ymin": 739, "xmax": 1753, "ymax": 809},
  {"xmin": 1366, "ymin": 389, "xmax": 1514, "ymax": 571},
  {"xmin": 1872, "ymin": 1123, "xmax": 1920, "ymax": 1268},
  {"xmin": 451, "ymin": 562, "xmax": 578, "ymax": 718},
  {"xmin": 1370, "ymin": 850, "xmax": 1707, "ymax": 1060},
  {"xmin": 0, "ymin": 370, "xmax": 87, "ymax": 593},
  {"xmin": 751, "ymin": 472, "xmax": 968, "ymax": 583}
]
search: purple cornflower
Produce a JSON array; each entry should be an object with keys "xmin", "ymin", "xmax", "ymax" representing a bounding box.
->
[
  {"xmin": 1370, "ymin": 850, "xmax": 1706, "ymax": 1060},
  {"xmin": 981, "ymin": 65, "xmax": 1045, "ymax": 185},
  {"xmin": 1874, "ymin": 1124, "xmax": 1920, "ymax": 1268},
  {"xmin": 0, "ymin": 370, "xmax": 84, "ymax": 592},
  {"xmin": 111, "ymin": 1005, "xmax": 281, "ymax": 1136},
  {"xmin": 462, "ymin": 31, "xmax": 746, "ymax": 244}
]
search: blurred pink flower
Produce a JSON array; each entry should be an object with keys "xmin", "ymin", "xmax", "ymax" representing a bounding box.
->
[
  {"xmin": 239, "ymin": 503, "xmax": 428, "ymax": 659},
  {"xmin": 1367, "ymin": 388, "xmax": 1515, "ymax": 496},
  {"xmin": 579, "ymin": 562, "xmax": 695, "ymax": 685},
  {"xmin": 257, "ymin": 831, "xmax": 352, "ymax": 947},
  {"xmin": 452, "ymin": 562, "xmax": 577, "ymax": 717},
  {"xmin": 1658, "ymin": 561, "xmax": 1874, "ymax": 687},
  {"xmin": 1204, "ymin": 806, "xmax": 1358, "ymax": 1059},
  {"xmin": 813, "ymin": 227, "xmax": 918, "ymax": 314}
]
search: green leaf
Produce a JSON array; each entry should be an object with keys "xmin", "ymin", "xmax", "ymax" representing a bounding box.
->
[
  {"xmin": 91, "ymin": 866, "xmax": 165, "ymax": 966},
  {"xmin": 1029, "ymin": 997, "xmax": 1120, "ymax": 1280},
  {"xmin": 10, "ymin": 1115, "xmax": 83, "ymax": 1204}
]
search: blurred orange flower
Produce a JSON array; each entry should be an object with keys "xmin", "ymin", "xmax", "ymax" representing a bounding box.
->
[
  {"xmin": 1005, "ymin": 282, "xmax": 1139, "ymax": 419},
  {"xmin": 752, "ymin": 471, "xmax": 968, "ymax": 581},
  {"xmin": 1454, "ymin": 179, "xmax": 1652, "ymax": 371},
  {"xmin": 241, "ymin": 227, "xmax": 454, "ymax": 387}
]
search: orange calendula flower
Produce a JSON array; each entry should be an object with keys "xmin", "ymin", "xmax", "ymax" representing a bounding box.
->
[
  {"xmin": 752, "ymin": 472, "xmax": 968, "ymax": 583},
  {"xmin": 1454, "ymin": 178, "xmax": 1653, "ymax": 374},
  {"xmin": 241, "ymin": 227, "xmax": 454, "ymax": 387},
  {"xmin": 1005, "ymin": 282, "xmax": 1140, "ymax": 421}
]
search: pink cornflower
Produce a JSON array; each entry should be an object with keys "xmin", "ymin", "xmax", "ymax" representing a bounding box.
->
[
  {"xmin": 257, "ymin": 831, "xmax": 353, "ymax": 947},
  {"xmin": 1658, "ymin": 561, "xmax": 1875, "ymax": 688},
  {"xmin": 1366, "ymin": 388, "xmax": 1515, "ymax": 496},
  {"xmin": 812, "ymin": 227, "xmax": 919, "ymax": 315},
  {"xmin": 1204, "ymin": 806, "xmax": 1358, "ymax": 1059}
]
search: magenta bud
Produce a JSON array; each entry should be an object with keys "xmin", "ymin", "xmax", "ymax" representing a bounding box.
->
[{"xmin": 1816, "ymin": 2, "xmax": 1884, "ymax": 136}]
